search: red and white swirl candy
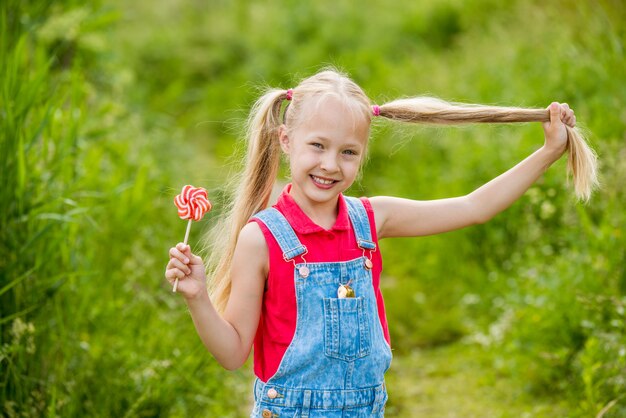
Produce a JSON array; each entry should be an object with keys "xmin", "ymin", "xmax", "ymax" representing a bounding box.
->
[
  {"xmin": 172, "ymin": 185, "xmax": 211, "ymax": 293},
  {"xmin": 174, "ymin": 185, "xmax": 211, "ymax": 221}
]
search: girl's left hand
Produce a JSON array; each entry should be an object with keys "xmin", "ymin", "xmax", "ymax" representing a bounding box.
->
[{"xmin": 542, "ymin": 102, "xmax": 576, "ymax": 156}]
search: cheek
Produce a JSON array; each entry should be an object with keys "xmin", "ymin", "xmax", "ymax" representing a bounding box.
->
[
  {"xmin": 343, "ymin": 159, "xmax": 362, "ymax": 177},
  {"xmin": 289, "ymin": 150, "xmax": 317, "ymax": 170}
]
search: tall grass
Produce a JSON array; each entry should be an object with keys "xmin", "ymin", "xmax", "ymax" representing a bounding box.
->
[
  {"xmin": 1, "ymin": 1, "xmax": 81, "ymax": 411},
  {"xmin": 1, "ymin": 1, "xmax": 243, "ymax": 416}
]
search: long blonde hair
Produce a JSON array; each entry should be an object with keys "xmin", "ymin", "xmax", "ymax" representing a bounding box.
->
[{"xmin": 206, "ymin": 68, "xmax": 598, "ymax": 313}]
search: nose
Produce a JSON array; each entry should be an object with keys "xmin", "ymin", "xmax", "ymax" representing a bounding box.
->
[{"xmin": 320, "ymin": 153, "xmax": 339, "ymax": 173}]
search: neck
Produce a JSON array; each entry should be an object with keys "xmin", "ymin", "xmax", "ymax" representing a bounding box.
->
[{"xmin": 288, "ymin": 188, "xmax": 340, "ymax": 230}]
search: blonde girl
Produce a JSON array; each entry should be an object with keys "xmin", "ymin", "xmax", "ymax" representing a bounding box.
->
[{"xmin": 165, "ymin": 69, "xmax": 596, "ymax": 417}]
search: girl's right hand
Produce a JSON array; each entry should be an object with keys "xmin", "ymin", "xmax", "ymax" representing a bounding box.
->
[{"xmin": 165, "ymin": 243, "xmax": 207, "ymax": 299}]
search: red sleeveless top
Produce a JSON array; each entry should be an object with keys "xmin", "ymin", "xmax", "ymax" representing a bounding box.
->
[{"xmin": 250, "ymin": 184, "xmax": 391, "ymax": 382}]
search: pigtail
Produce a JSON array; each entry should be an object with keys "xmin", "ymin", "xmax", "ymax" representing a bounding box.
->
[
  {"xmin": 206, "ymin": 89, "xmax": 288, "ymax": 313},
  {"xmin": 378, "ymin": 97, "xmax": 598, "ymax": 202}
]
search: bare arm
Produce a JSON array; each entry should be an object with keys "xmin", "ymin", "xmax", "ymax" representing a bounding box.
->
[
  {"xmin": 372, "ymin": 102, "xmax": 574, "ymax": 239},
  {"xmin": 166, "ymin": 222, "xmax": 267, "ymax": 370},
  {"xmin": 372, "ymin": 146, "xmax": 562, "ymax": 238}
]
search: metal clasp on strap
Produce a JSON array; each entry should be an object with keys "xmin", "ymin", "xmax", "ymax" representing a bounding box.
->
[
  {"xmin": 282, "ymin": 244, "xmax": 308, "ymax": 262},
  {"xmin": 358, "ymin": 240, "xmax": 376, "ymax": 270},
  {"xmin": 357, "ymin": 239, "xmax": 376, "ymax": 251},
  {"xmin": 283, "ymin": 246, "xmax": 309, "ymax": 278}
]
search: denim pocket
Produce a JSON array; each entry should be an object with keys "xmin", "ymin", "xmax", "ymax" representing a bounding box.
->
[{"xmin": 323, "ymin": 296, "xmax": 371, "ymax": 361}]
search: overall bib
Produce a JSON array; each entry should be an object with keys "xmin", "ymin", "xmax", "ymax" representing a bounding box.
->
[{"xmin": 250, "ymin": 197, "xmax": 393, "ymax": 418}]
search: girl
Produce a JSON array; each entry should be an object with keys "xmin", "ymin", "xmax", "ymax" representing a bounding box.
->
[{"xmin": 165, "ymin": 69, "xmax": 596, "ymax": 417}]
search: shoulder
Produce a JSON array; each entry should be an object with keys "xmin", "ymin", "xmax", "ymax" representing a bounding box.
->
[
  {"xmin": 345, "ymin": 195, "xmax": 377, "ymax": 223},
  {"xmin": 368, "ymin": 196, "xmax": 406, "ymax": 216},
  {"xmin": 343, "ymin": 195, "xmax": 373, "ymax": 212},
  {"xmin": 365, "ymin": 196, "xmax": 396, "ymax": 239},
  {"xmin": 344, "ymin": 195, "xmax": 384, "ymax": 240},
  {"xmin": 367, "ymin": 196, "xmax": 387, "ymax": 209},
  {"xmin": 239, "ymin": 221, "xmax": 267, "ymax": 251},
  {"xmin": 357, "ymin": 196, "xmax": 374, "ymax": 214},
  {"xmin": 233, "ymin": 221, "xmax": 269, "ymax": 276}
]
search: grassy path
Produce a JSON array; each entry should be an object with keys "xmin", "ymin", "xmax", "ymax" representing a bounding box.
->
[{"xmin": 384, "ymin": 343, "xmax": 573, "ymax": 417}]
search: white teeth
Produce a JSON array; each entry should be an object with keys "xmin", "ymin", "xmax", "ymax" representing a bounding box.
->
[{"xmin": 312, "ymin": 176, "xmax": 334, "ymax": 185}]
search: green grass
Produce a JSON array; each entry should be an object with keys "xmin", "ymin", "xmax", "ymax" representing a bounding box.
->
[
  {"xmin": 2, "ymin": 0, "xmax": 625, "ymax": 416},
  {"xmin": 385, "ymin": 344, "xmax": 574, "ymax": 418},
  {"xmin": 1, "ymin": 1, "xmax": 239, "ymax": 416}
]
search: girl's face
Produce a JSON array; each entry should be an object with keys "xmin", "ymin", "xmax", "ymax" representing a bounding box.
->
[{"xmin": 279, "ymin": 95, "xmax": 370, "ymax": 210}]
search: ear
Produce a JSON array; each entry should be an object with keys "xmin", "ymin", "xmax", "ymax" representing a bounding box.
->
[{"xmin": 278, "ymin": 124, "xmax": 291, "ymax": 154}]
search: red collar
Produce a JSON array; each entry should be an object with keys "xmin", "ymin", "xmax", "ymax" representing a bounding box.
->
[{"xmin": 275, "ymin": 184, "xmax": 351, "ymax": 234}]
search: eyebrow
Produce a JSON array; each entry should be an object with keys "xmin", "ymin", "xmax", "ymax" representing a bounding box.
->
[
  {"xmin": 311, "ymin": 135, "xmax": 330, "ymax": 142},
  {"xmin": 311, "ymin": 136, "xmax": 363, "ymax": 148}
]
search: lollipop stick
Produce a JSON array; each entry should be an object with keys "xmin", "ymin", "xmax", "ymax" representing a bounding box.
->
[
  {"xmin": 183, "ymin": 218, "xmax": 192, "ymax": 246},
  {"xmin": 173, "ymin": 219, "xmax": 193, "ymax": 293}
]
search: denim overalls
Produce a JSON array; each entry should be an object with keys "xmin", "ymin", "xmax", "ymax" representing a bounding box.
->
[{"xmin": 250, "ymin": 197, "xmax": 393, "ymax": 418}]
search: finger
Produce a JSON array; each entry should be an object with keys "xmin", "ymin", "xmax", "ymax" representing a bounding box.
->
[
  {"xmin": 188, "ymin": 253, "xmax": 204, "ymax": 265},
  {"xmin": 169, "ymin": 246, "xmax": 190, "ymax": 264},
  {"xmin": 561, "ymin": 104, "xmax": 575, "ymax": 121},
  {"xmin": 563, "ymin": 109, "xmax": 575, "ymax": 124},
  {"xmin": 548, "ymin": 102, "xmax": 562, "ymax": 125},
  {"xmin": 176, "ymin": 242, "xmax": 193, "ymax": 259},
  {"xmin": 175, "ymin": 243, "xmax": 203, "ymax": 266},
  {"xmin": 165, "ymin": 268, "xmax": 186, "ymax": 281},
  {"xmin": 170, "ymin": 258, "xmax": 191, "ymax": 275},
  {"xmin": 561, "ymin": 109, "xmax": 572, "ymax": 122},
  {"xmin": 164, "ymin": 268, "xmax": 176, "ymax": 282}
]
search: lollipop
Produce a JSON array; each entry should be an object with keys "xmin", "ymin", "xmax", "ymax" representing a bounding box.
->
[{"xmin": 173, "ymin": 185, "xmax": 211, "ymax": 292}]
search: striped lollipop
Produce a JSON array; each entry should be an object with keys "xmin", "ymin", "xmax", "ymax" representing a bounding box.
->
[
  {"xmin": 172, "ymin": 185, "xmax": 211, "ymax": 292},
  {"xmin": 174, "ymin": 185, "xmax": 211, "ymax": 221}
]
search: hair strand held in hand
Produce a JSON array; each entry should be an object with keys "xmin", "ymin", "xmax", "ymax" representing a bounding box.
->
[{"xmin": 379, "ymin": 97, "xmax": 599, "ymax": 201}]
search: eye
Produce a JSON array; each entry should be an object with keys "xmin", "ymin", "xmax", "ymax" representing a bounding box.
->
[
  {"xmin": 310, "ymin": 142, "xmax": 323, "ymax": 149},
  {"xmin": 342, "ymin": 149, "xmax": 358, "ymax": 156}
]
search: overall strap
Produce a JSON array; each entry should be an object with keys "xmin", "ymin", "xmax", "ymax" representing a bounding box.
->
[
  {"xmin": 344, "ymin": 196, "xmax": 377, "ymax": 251},
  {"xmin": 252, "ymin": 208, "xmax": 307, "ymax": 261}
]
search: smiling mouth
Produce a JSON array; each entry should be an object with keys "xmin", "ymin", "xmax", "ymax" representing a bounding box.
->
[{"xmin": 310, "ymin": 175, "xmax": 338, "ymax": 185}]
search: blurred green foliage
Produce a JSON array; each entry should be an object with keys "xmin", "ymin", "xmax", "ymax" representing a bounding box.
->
[{"xmin": 1, "ymin": 0, "xmax": 625, "ymax": 416}]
